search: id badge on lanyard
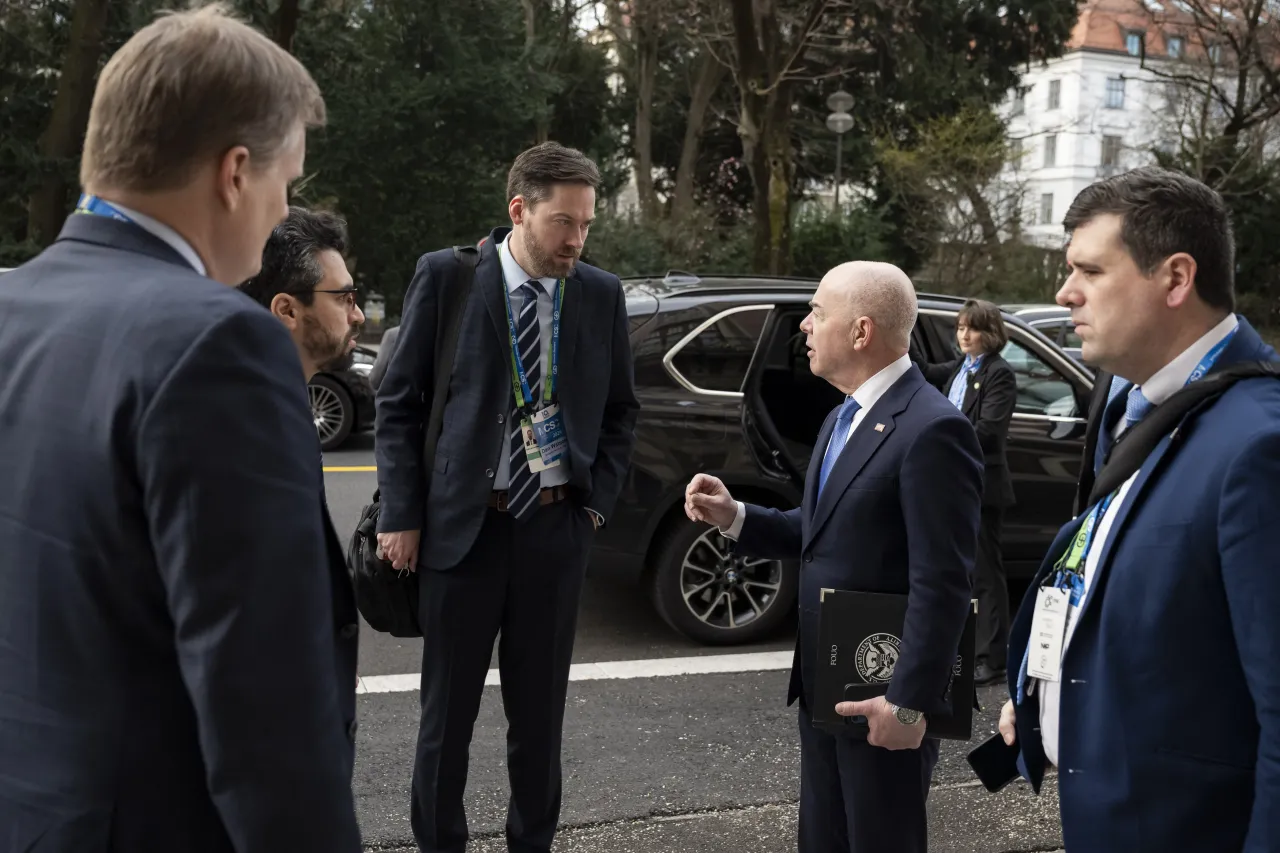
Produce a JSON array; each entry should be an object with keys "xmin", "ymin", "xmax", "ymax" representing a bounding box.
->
[{"xmin": 502, "ymin": 264, "xmax": 568, "ymax": 472}]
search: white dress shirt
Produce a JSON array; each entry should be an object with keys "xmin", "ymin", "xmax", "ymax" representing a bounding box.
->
[
  {"xmin": 108, "ymin": 202, "xmax": 207, "ymax": 276},
  {"xmin": 492, "ymin": 233, "xmax": 570, "ymax": 491},
  {"xmin": 721, "ymin": 353, "xmax": 914, "ymax": 540},
  {"xmin": 1038, "ymin": 313, "xmax": 1239, "ymax": 766}
]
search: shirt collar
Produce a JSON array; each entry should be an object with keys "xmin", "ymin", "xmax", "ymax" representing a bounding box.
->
[
  {"xmin": 964, "ymin": 352, "xmax": 984, "ymax": 370},
  {"xmin": 851, "ymin": 353, "xmax": 913, "ymax": 411},
  {"xmin": 109, "ymin": 201, "xmax": 207, "ymax": 276},
  {"xmin": 499, "ymin": 233, "xmax": 557, "ymax": 296},
  {"xmin": 1136, "ymin": 313, "xmax": 1239, "ymax": 406}
]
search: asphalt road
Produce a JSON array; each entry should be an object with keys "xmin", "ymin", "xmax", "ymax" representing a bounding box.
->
[{"xmin": 325, "ymin": 432, "xmax": 1065, "ymax": 853}]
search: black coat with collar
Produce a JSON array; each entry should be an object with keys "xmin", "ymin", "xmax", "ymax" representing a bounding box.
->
[
  {"xmin": 374, "ymin": 226, "xmax": 641, "ymax": 569},
  {"xmin": 913, "ymin": 350, "xmax": 1017, "ymax": 508}
]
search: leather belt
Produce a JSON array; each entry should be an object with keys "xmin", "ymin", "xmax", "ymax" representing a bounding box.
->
[{"xmin": 488, "ymin": 484, "xmax": 570, "ymax": 511}]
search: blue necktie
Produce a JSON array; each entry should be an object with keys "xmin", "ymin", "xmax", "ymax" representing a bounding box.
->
[
  {"xmin": 817, "ymin": 398, "xmax": 861, "ymax": 495},
  {"xmin": 1093, "ymin": 381, "xmax": 1154, "ymax": 474},
  {"xmin": 507, "ymin": 281, "xmax": 544, "ymax": 520}
]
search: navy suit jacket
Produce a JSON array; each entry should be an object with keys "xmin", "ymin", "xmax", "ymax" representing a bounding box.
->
[
  {"xmin": 736, "ymin": 365, "xmax": 984, "ymax": 717},
  {"xmin": 374, "ymin": 227, "xmax": 639, "ymax": 569},
  {"xmin": 1007, "ymin": 317, "xmax": 1280, "ymax": 852},
  {"xmin": 0, "ymin": 214, "xmax": 360, "ymax": 851}
]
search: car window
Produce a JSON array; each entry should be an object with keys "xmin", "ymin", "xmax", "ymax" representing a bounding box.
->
[
  {"xmin": 670, "ymin": 308, "xmax": 769, "ymax": 392},
  {"xmin": 1000, "ymin": 339, "xmax": 1079, "ymax": 417}
]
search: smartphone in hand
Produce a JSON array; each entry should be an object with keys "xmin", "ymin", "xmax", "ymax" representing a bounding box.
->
[{"xmin": 966, "ymin": 731, "xmax": 1021, "ymax": 793}]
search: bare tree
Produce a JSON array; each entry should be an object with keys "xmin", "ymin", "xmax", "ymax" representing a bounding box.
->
[{"xmin": 1139, "ymin": 0, "xmax": 1280, "ymax": 181}]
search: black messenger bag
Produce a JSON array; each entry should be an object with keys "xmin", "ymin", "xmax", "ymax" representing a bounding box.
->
[{"xmin": 346, "ymin": 245, "xmax": 478, "ymax": 637}]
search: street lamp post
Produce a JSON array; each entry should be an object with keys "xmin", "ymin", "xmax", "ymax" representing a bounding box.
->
[{"xmin": 825, "ymin": 90, "xmax": 854, "ymax": 211}]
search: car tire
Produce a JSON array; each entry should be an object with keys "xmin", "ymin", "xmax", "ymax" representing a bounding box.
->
[
  {"xmin": 648, "ymin": 516, "xmax": 798, "ymax": 646},
  {"xmin": 309, "ymin": 374, "xmax": 355, "ymax": 451}
]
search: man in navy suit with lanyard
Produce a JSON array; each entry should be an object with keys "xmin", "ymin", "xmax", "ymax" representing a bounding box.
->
[
  {"xmin": 375, "ymin": 142, "xmax": 639, "ymax": 853},
  {"xmin": 999, "ymin": 167, "xmax": 1280, "ymax": 852},
  {"xmin": 0, "ymin": 7, "xmax": 360, "ymax": 850}
]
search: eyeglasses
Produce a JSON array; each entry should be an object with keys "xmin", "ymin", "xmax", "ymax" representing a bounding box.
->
[{"xmin": 287, "ymin": 287, "xmax": 360, "ymax": 308}]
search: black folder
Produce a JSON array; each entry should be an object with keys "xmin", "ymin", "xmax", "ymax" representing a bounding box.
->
[{"xmin": 811, "ymin": 588, "xmax": 977, "ymax": 741}]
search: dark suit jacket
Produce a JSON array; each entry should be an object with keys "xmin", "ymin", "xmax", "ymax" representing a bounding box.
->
[
  {"xmin": 1007, "ymin": 318, "xmax": 1280, "ymax": 852},
  {"xmin": 915, "ymin": 352, "xmax": 1017, "ymax": 508},
  {"xmin": 1075, "ymin": 366, "xmax": 1118, "ymax": 515},
  {"xmin": 0, "ymin": 214, "xmax": 360, "ymax": 852},
  {"xmin": 735, "ymin": 366, "xmax": 984, "ymax": 716},
  {"xmin": 374, "ymin": 226, "xmax": 640, "ymax": 569}
]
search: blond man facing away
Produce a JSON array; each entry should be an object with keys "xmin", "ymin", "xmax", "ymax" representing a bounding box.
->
[{"xmin": 0, "ymin": 5, "xmax": 361, "ymax": 851}]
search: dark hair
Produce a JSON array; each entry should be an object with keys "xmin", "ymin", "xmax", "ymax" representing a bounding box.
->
[
  {"xmin": 1062, "ymin": 166, "xmax": 1235, "ymax": 312},
  {"xmin": 239, "ymin": 206, "xmax": 348, "ymax": 307},
  {"xmin": 507, "ymin": 141, "xmax": 601, "ymax": 206},
  {"xmin": 957, "ymin": 298, "xmax": 1009, "ymax": 354}
]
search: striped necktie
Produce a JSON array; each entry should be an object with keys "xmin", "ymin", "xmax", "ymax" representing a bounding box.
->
[{"xmin": 507, "ymin": 281, "xmax": 544, "ymax": 520}]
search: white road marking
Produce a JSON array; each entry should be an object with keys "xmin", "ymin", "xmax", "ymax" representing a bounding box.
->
[{"xmin": 356, "ymin": 650, "xmax": 794, "ymax": 695}]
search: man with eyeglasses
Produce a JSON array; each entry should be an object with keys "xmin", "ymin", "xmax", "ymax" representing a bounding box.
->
[{"xmin": 240, "ymin": 206, "xmax": 366, "ymax": 380}]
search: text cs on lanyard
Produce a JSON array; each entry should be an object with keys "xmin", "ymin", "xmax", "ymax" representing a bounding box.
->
[
  {"xmin": 501, "ymin": 266, "xmax": 570, "ymax": 473},
  {"xmin": 75, "ymin": 193, "xmax": 134, "ymax": 223}
]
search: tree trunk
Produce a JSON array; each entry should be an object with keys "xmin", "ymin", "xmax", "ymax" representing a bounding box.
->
[
  {"xmin": 26, "ymin": 0, "xmax": 110, "ymax": 246},
  {"xmin": 633, "ymin": 0, "xmax": 660, "ymax": 222},
  {"xmin": 671, "ymin": 50, "xmax": 726, "ymax": 225},
  {"xmin": 274, "ymin": 0, "xmax": 302, "ymax": 52},
  {"xmin": 760, "ymin": 82, "xmax": 794, "ymax": 275}
]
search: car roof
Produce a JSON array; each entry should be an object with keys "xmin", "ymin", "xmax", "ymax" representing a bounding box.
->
[{"xmin": 620, "ymin": 272, "xmax": 973, "ymax": 312}]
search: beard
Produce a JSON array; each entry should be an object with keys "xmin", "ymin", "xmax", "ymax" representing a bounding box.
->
[
  {"xmin": 302, "ymin": 313, "xmax": 356, "ymax": 373},
  {"xmin": 522, "ymin": 227, "xmax": 578, "ymax": 279}
]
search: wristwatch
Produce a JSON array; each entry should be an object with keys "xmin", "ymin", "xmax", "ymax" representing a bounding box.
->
[{"xmin": 887, "ymin": 701, "xmax": 923, "ymax": 727}]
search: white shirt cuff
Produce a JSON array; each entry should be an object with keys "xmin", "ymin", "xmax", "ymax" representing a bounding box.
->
[{"xmin": 720, "ymin": 501, "xmax": 746, "ymax": 540}]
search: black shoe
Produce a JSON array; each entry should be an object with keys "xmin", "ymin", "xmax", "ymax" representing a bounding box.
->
[{"xmin": 974, "ymin": 662, "xmax": 1007, "ymax": 686}]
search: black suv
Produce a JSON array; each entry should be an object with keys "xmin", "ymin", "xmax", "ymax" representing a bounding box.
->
[{"xmin": 591, "ymin": 273, "xmax": 1095, "ymax": 646}]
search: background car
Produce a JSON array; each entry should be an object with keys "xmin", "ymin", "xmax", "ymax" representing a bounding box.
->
[
  {"xmin": 309, "ymin": 345, "xmax": 377, "ymax": 451},
  {"xmin": 1004, "ymin": 303, "xmax": 1085, "ymax": 365},
  {"xmin": 589, "ymin": 274, "xmax": 1095, "ymax": 646}
]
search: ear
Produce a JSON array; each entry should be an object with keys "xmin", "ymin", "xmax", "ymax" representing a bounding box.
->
[
  {"xmin": 1163, "ymin": 252, "xmax": 1199, "ymax": 309},
  {"xmin": 509, "ymin": 195, "xmax": 527, "ymax": 227},
  {"xmin": 850, "ymin": 316, "xmax": 873, "ymax": 351},
  {"xmin": 216, "ymin": 145, "xmax": 253, "ymax": 211},
  {"xmin": 268, "ymin": 292, "xmax": 302, "ymax": 330}
]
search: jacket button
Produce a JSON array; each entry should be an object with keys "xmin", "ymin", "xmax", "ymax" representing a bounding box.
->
[
  {"xmin": 497, "ymin": 413, "xmax": 505, "ymax": 423},
  {"xmin": 485, "ymin": 468, "xmax": 495, "ymax": 478},
  {"xmin": 340, "ymin": 623, "xmax": 358, "ymax": 640},
  {"xmin": 348, "ymin": 720, "xmax": 358, "ymax": 739},
  {"xmin": 803, "ymin": 553, "xmax": 813, "ymax": 563}
]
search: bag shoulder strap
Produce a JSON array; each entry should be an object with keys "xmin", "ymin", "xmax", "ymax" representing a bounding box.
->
[
  {"xmin": 421, "ymin": 245, "xmax": 480, "ymax": 482},
  {"xmin": 1089, "ymin": 359, "xmax": 1280, "ymax": 505}
]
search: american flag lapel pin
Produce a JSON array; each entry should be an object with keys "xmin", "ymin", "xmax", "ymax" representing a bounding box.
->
[{"xmin": 875, "ymin": 423, "xmax": 885, "ymax": 432}]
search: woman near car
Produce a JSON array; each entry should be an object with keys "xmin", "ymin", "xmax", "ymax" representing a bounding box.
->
[{"xmin": 911, "ymin": 298, "xmax": 1017, "ymax": 687}]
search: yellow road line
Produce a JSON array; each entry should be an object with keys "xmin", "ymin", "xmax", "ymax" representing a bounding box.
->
[{"xmin": 323, "ymin": 465, "xmax": 377, "ymax": 472}]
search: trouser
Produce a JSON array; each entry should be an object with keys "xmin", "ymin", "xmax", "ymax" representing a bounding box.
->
[
  {"xmin": 797, "ymin": 704, "xmax": 940, "ymax": 853},
  {"xmin": 974, "ymin": 505, "xmax": 1009, "ymax": 668},
  {"xmin": 410, "ymin": 500, "xmax": 592, "ymax": 853}
]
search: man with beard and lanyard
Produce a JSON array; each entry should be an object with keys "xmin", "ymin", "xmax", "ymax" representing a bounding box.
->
[{"xmin": 375, "ymin": 141, "xmax": 638, "ymax": 853}]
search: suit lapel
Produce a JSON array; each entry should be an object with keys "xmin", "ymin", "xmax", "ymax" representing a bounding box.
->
[
  {"xmin": 559, "ymin": 269, "xmax": 582, "ymax": 370},
  {"xmin": 479, "ymin": 236, "xmax": 512, "ymax": 355},
  {"xmin": 806, "ymin": 369, "xmax": 921, "ymax": 546},
  {"xmin": 1070, "ymin": 433, "xmax": 1174, "ymax": 632}
]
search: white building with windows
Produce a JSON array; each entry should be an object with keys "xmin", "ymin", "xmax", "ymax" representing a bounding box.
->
[{"xmin": 1002, "ymin": 0, "xmax": 1193, "ymax": 246}]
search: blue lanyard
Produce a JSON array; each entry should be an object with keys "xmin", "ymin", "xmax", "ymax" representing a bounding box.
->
[
  {"xmin": 74, "ymin": 193, "xmax": 134, "ymax": 223},
  {"xmin": 501, "ymin": 271, "xmax": 564, "ymax": 412}
]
